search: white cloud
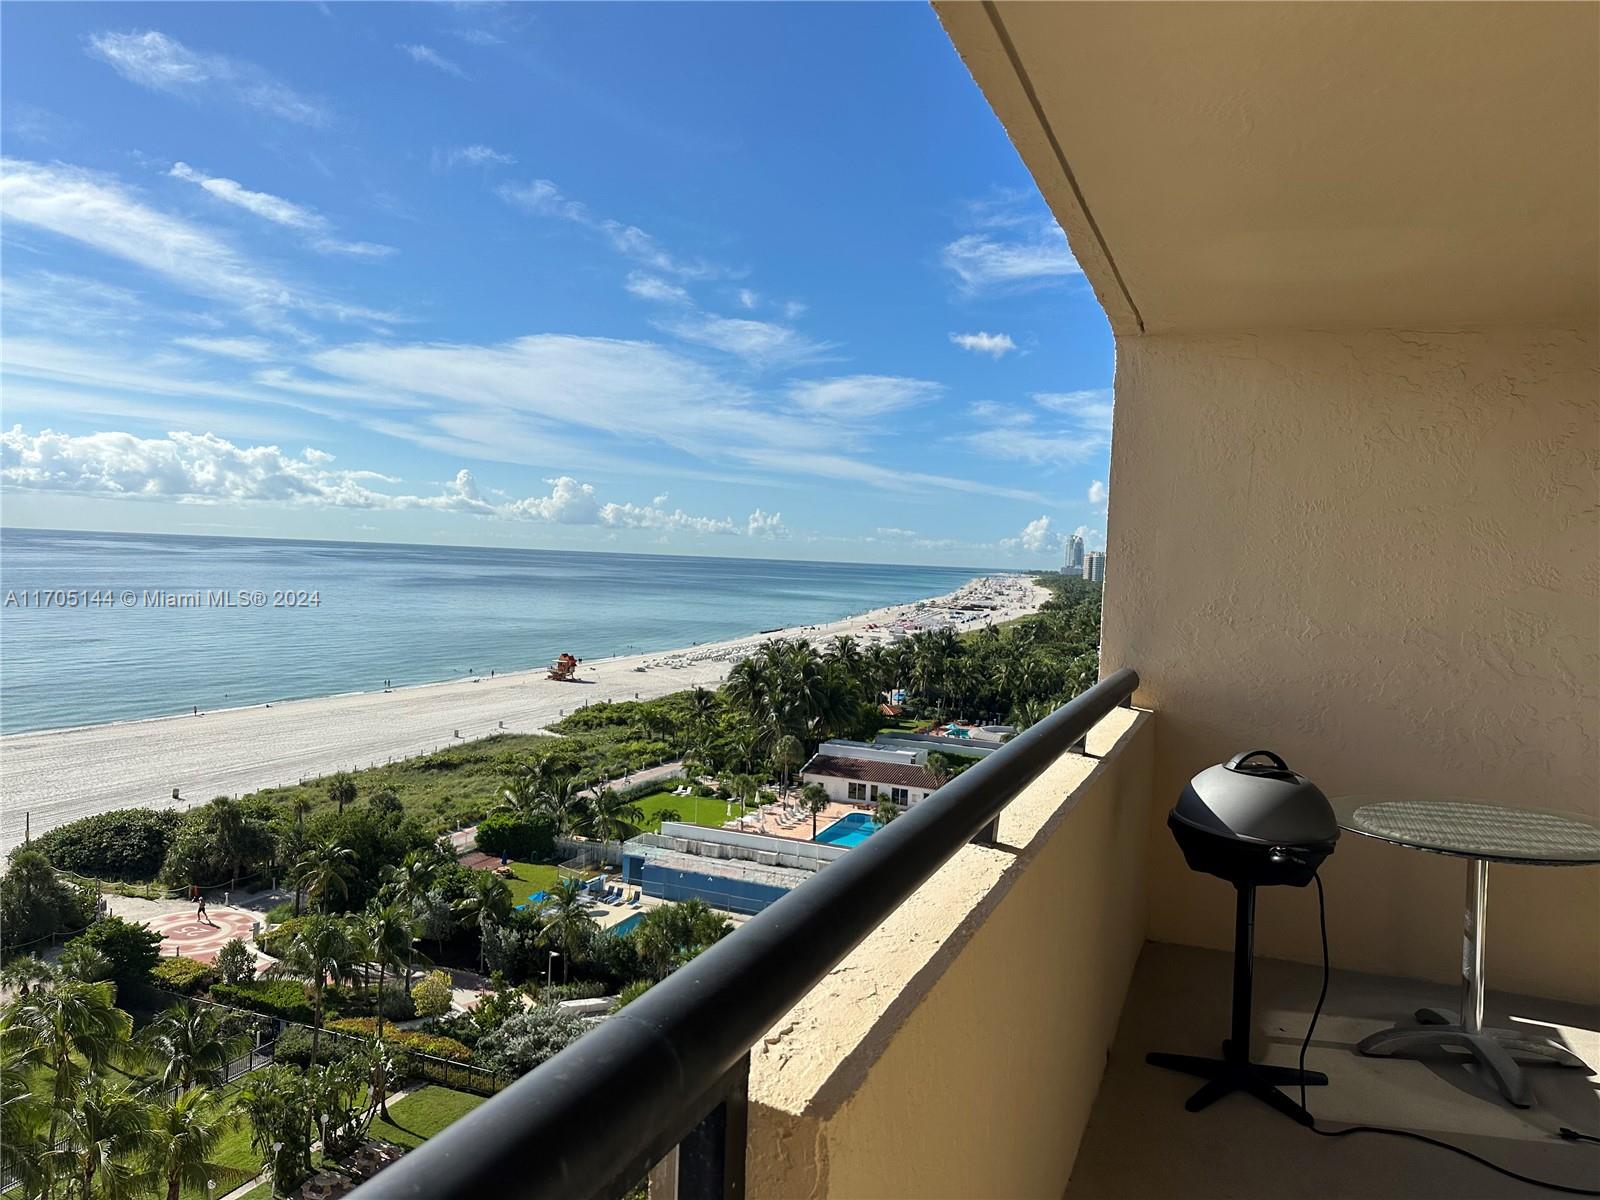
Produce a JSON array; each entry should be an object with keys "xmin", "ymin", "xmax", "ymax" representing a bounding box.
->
[
  {"xmin": 941, "ymin": 196, "xmax": 1080, "ymax": 294},
  {"xmin": 651, "ymin": 492, "xmax": 669, "ymax": 507},
  {"xmin": 1088, "ymin": 479, "xmax": 1107, "ymax": 505},
  {"xmin": 0, "ymin": 158, "xmax": 396, "ymax": 329},
  {"xmin": 498, "ymin": 178, "xmax": 718, "ymax": 279},
  {"xmin": 0, "ymin": 426, "xmax": 753, "ymax": 536},
  {"xmin": 398, "ymin": 44, "xmax": 467, "ymax": 79},
  {"xmin": 599, "ymin": 501, "xmax": 736, "ymax": 535},
  {"xmin": 437, "ymin": 144, "xmax": 515, "ymax": 170},
  {"xmin": 746, "ymin": 508, "xmax": 786, "ymax": 538},
  {"xmin": 787, "ymin": 375, "xmax": 940, "ymax": 419},
  {"xmin": 949, "ymin": 331, "xmax": 1017, "ymax": 358},
  {"xmin": 504, "ymin": 475, "xmax": 600, "ymax": 524},
  {"xmin": 624, "ymin": 273, "xmax": 691, "ymax": 304},
  {"xmin": 169, "ymin": 162, "xmax": 394, "ymax": 258},
  {"xmin": 86, "ymin": 30, "xmax": 328, "ymax": 126},
  {"xmin": 782, "ymin": 300, "xmax": 807, "ymax": 320},
  {"xmin": 1000, "ymin": 515, "xmax": 1061, "ymax": 555},
  {"xmin": 173, "ymin": 335, "xmax": 279, "ymax": 362},
  {"xmin": 1033, "ymin": 389, "xmax": 1113, "ymax": 432},
  {"xmin": 654, "ymin": 313, "xmax": 831, "ymax": 369},
  {"xmin": 737, "ymin": 288, "xmax": 759, "ymax": 310}
]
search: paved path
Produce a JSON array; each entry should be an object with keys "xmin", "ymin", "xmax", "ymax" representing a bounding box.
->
[{"xmin": 148, "ymin": 904, "xmax": 257, "ymax": 962}]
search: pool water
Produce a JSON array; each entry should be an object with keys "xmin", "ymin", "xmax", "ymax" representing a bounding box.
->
[
  {"xmin": 815, "ymin": 812, "xmax": 881, "ymax": 848},
  {"xmin": 610, "ymin": 913, "xmax": 643, "ymax": 936}
]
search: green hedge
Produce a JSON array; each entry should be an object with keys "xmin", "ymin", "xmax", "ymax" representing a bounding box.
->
[
  {"xmin": 211, "ymin": 979, "xmax": 315, "ymax": 1024},
  {"xmin": 271, "ymin": 1025, "xmax": 357, "ymax": 1067},
  {"xmin": 325, "ymin": 1018, "xmax": 474, "ymax": 1062},
  {"xmin": 35, "ymin": 808, "xmax": 182, "ymax": 881},
  {"xmin": 151, "ymin": 955, "xmax": 216, "ymax": 995}
]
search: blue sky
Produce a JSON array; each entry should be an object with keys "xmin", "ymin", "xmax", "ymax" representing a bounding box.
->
[{"xmin": 0, "ymin": 2, "xmax": 1112, "ymax": 566}]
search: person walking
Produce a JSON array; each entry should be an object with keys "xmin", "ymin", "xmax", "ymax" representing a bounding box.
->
[{"xmin": 196, "ymin": 893, "xmax": 212, "ymax": 926}]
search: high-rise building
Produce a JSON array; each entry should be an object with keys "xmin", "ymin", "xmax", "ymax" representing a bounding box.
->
[
  {"xmin": 1083, "ymin": 550, "xmax": 1106, "ymax": 583},
  {"xmin": 1066, "ymin": 533, "xmax": 1085, "ymax": 574}
]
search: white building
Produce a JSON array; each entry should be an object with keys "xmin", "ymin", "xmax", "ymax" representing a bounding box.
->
[
  {"xmin": 1066, "ymin": 533, "xmax": 1085, "ymax": 573},
  {"xmin": 1083, "ymin": 550, "xmax": 1106, "ymax": 583},
  {"xmin": 800, "ymin": 752, "xmax": 941, "ymax": 809}
]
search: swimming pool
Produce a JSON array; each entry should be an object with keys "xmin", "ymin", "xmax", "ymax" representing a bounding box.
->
[
  {"xmin": 815, "ymin": 812, "xmax": 881, "ymax": 848},
  {"xmin": 610, "ymin": 912, "xmax": 643, "ymax": 936}
]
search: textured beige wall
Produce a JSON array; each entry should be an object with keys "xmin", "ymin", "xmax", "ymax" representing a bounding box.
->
[
  {"xmin": 746, "ymin": 708, "xmax": 1153, "ymax": 1199},
  {"xmin": 1100, "ymin": 326, "xmax": 1599, "ymax": 1004}
]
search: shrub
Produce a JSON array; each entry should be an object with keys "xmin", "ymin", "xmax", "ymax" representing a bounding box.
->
[
  {"xmin": 334, "ymin": 981, "xmax": 414, "ymax": 1021},
  {"xmin": 412, "ymin": 970, "xmax": 454, "ymax": 1018},
  {"xmin": 212, "ymin": 979, "xmax": 315, "ymax": 1024},
  {"xmin": 68, "ymin": 916, "xmax": 162, "ymax": 986},
  {"xmin": 35, "ymin": 808, "xmax": 182, "ymax": 880},
  {"xmin": 215, "ymin": 938, "xmax": 256, "ymax": 985},
  {"xmin": 477, "ymin": 1006, "xmax": 586, "ymax": 1077},
  {"xmin": 612, "ymin": 980, "xmax": 654, "ymax": 1012},
  {"xmin": 151, "ymin": 955, "xmax": 216, "ymax": 995},
  {"xmin": 474, "ymin": 812, "xmax": 554, "ymax": 861},
  {"xmin": 535, "ymin": 980, "xmax": 607, "ymax": 1004},
  {"xmin": 266, "ymin": 901, "xmax": 297, "ymax": 925},
  {"xmin": 271, "ymin": 1025, "xmax": 357, "ymax": 1067},
  {"xmin": 257, "ymin": 916, "xmax": 307, "ymax": 960},
  {"xmin": 325, "ymin": 1018, "xmax": 473, "ymax": 1062},
  {"xmin": 0, "ymin": 849, "xmax": 97, "ymax": 952},
  {"xmin": 417, "ymin": 1011, "xmax": 483, "ymax": 1048}
]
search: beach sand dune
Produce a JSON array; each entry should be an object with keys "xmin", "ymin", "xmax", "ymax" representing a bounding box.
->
[{"xmin": 0, "ymin": 576, "xmax": 1046, "ymax": 851}]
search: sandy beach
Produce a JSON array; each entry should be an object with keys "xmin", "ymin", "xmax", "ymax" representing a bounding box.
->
[{"xmin": 0, "ymin": 575, "xmax": 1047, "ymax": 851}]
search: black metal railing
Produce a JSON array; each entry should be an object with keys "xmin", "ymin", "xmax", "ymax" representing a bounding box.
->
[{"xmin": 353, "ymin": 668, "xmax": 1139, "ymax": 1200}]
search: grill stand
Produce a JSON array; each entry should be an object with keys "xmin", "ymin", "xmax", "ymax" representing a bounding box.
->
[
  {"xmin": 1355, "ymin": 858, "xmax": 1588, "ymax": 1108},
  {"xmin": 1146, "ymin": 882, "xmax": 1324, "ymax": 1125}
]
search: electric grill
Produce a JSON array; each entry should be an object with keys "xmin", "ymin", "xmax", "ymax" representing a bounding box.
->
[{"xmin": 1146, "ymin": 750, "xmax": 1340, "ymax": 1123}]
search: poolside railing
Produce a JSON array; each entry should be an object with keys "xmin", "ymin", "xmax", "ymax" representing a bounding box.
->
[{"xmin": 350, "ymin": 668, "xmax": 1140, "ymax": 1200}]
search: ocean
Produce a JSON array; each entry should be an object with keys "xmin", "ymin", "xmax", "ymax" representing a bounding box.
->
[{"xmin": 0, "ymin": 528, "xmax": 982, "ymax": 735}]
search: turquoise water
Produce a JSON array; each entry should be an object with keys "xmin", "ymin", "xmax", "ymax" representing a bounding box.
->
[
  {"xmin": 611, "ymin": 913, "xmax": 643, "ymax": 936},
  {"xmin": 815, "ymin": 812, "xmax": 880, "ymax": 848},
  {"xmin": 0, "ymin": 528, "xmax": 981, "ymax": 734}
]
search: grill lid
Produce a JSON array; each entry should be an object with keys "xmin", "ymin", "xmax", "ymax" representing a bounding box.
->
[{"xmin": 1172, "ymin": 749, "xmax": 1339, "ymax": 848}]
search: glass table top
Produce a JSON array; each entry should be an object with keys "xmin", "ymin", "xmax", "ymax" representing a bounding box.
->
[{"xmin": 1332, "ymin": 796, "xmax": 1600, "ymax": 865}]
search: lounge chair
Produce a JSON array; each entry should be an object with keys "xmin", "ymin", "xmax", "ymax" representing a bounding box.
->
[{"xmin": 629, "ymin": 892, "xmax": 642, "ymax": 908}]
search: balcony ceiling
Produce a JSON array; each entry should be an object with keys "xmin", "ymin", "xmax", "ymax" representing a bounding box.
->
[{"xmin": 936, "ymin": 2, "xmax": 1600, "ymax": 335}]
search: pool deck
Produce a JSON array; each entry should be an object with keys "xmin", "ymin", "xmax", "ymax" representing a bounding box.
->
[{"xmin": 724, "ymin": 800, "xmax": 864, "ymax": 842}]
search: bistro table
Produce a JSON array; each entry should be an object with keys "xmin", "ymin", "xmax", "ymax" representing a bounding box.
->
[{"xmin": 1331, "ymin": 796, "xmax": 1600, "ymax": 1106}]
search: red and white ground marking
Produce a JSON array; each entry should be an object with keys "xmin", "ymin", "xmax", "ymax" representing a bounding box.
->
[{"xmin": 148, "ymin": 906, "xmax": 257, "ymax": 963}]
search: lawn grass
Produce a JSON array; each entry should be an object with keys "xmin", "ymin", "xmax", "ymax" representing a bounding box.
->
[
  {"xmin": 630, "ymin": 789, "xmax": 735, "ymax": 831},
  {"xmin": 500, "ymin": 860, "xmax": 562, "ymax": 902},
  {"xmin": 368, "ymin": 1086, "xmax": 487, "ymax": 1151}
]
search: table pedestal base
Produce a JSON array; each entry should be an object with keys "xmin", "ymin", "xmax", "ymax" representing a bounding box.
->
[{"xmin": 1358, "ymin": 1010, "xmax": 1590, "ymax": 1108}]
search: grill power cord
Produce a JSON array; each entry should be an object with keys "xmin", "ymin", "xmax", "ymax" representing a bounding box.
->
[{"xmin": 1295, "ymin": 872, "xmax": 1600, "ymax": 1196}]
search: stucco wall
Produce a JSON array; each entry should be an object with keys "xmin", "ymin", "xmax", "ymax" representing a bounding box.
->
[
  {"xmin": 746, "ymin": 707, "xmax": 1153, "ymax": 1198},
  {"xmin": 1100, "ymin": 326, "xmax": 1599, "ymax": 1004}
]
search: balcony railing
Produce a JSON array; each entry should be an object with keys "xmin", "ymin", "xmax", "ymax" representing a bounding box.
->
[{"xmin": 352, "ymin": 667, "xmax": 1140, "ymax": 1200}]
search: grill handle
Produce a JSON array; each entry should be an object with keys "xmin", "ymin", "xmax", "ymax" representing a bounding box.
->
[{"xmin": 1226, "ymin": 749, "xmax": 1291, "ymax": 773}]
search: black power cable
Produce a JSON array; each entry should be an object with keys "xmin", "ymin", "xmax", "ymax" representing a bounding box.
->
[{"xmin": 1295, "ymin": 871, "xmax": 1600, "ymax": 1197}]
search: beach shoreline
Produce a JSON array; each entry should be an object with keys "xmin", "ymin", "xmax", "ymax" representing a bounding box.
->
[{"xmin": 0, "ymin": 574, "xmax": 1047, "ymax": 851}]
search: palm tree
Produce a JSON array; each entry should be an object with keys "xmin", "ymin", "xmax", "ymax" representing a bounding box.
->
[
  {"xmin": 585, "ymin": 789, "xmax": 644, "ymax": 854},
  {"xmin": 386, "ymin": 849, "xmax": 441, "ymax": 993},
  {"xmin": 0, "ymin": 979, "xmax": 132, "ymax": 1181},
  {"xmin": 48, "ymin": 1079, "xmax": 153, "ymax": 1200},
  {"xmin": 294, "ymin": 841, "xmax": 357, "ymax": 914},
  {"xmin": 536, "ymin": 877, "xmax": 596, "ymax": 981},
  {"xmin": 361, "ymin": 902, "xmax": 414, "ymax": 1044},
  {"xmin": 140, "ymin": 1003, "xmax": 247, "ymax": 1093},
  {"xmin": 327, "ymin": 772, "xmax": 357, "ymax": 816},
  {"xmin": 874, "ymin": 797, "xmax": 901, "ymax": 827},
  {"xmin": 772, "ymin": 734, "xmax": 804, "ymax": 794},
  {"xmin": 277, "ymin": 825, "xmax": 312, "ymax": 917},
  {"xmin": 207, "ymin": 796, "xmax": 250, "ymax": 890},
  {"xmin": 145, "ymin": 1086, "xmax": 236, "ymax": 1200},
  {"xmin": 288, "ymin": 792, "xmax": 314, "ymax": 830},
  {"xmin": 454, "ymin": 873, "xmax": 513, "ymax": 974},
  {"xmin": 277, "ymin": 915, "xmax": 354, "ymax": 1063},
  {"xmin": 0, "ymin": 1046, "xmax": 53, "ymax": 1200},
  {"xmin": 52, "ymin": 943, "xmax": 112, "ymax": 985},
  {"xmin": 802, "ymin": 783, "xmax": 831, "ymax": 840}
]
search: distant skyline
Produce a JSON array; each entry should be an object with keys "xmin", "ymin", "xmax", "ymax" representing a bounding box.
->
[{"xmin": 0, "ymin": 3, "xmax": 1113, "ymax": 567}]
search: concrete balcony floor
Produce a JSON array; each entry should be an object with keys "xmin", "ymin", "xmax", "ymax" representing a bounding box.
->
[{"xmin": 1067, "ymin": 943, "xmax": 1600, "ymax": 1198}]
